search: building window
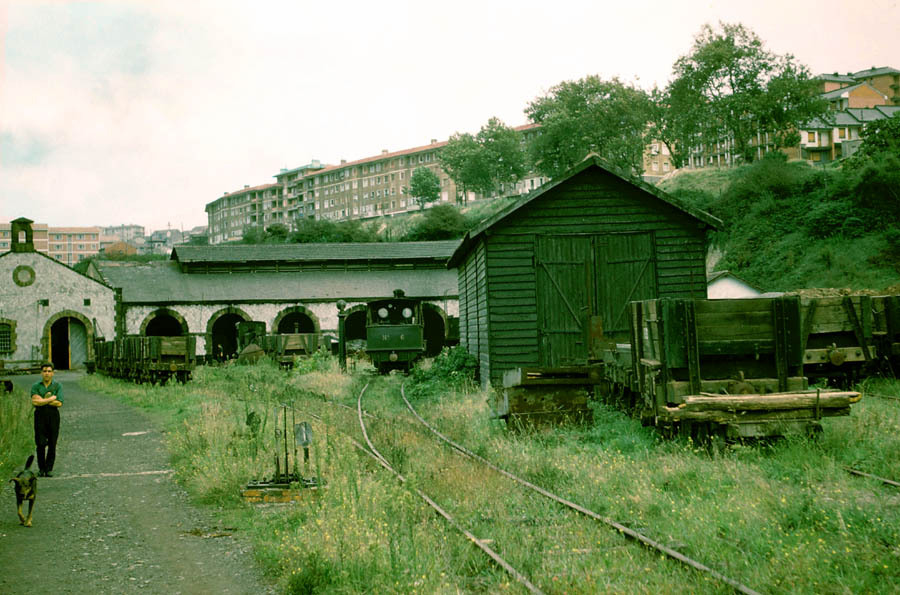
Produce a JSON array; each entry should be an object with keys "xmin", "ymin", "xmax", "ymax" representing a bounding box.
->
[
  {"xmin": 838, "ymin": 128, "xmax": 846, "ymax": 139},
  {"xmin": 0, "ymin": 322, "xmax": 12, "ymax": 353},
  {"xmin": 807, "ymin": 131, "xmax": 815, "ymax": 143}
]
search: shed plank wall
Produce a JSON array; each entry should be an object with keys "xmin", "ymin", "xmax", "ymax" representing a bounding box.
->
[{"xmin": 481, "ymin": 169, "xmax": 707, "ymax": 385}]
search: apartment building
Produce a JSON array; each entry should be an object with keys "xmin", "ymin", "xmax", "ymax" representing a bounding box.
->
[
  {"xmin": 47, "ymin": 227, "xmax": 102, "ymax": 265},
  {"xmin": 206, "ymin": 125, "xmax": 545, "ymax": 244},
  {"xmin": 1, "ymin": 223, "xmax": 100, "ymax": 265},
  {"xmin": 820, "ymin": 82, "xmax": 888, "ymax": 110},
  {"xmin": 851, "ymin": 66, "xmax": 900, "ymax": 106},
  {"xmin": 801, "ymin": 105, "xmax": 900, "ymax": 163},
  {"xmin": 1, "ymin": 222, "xmax": 48, "ymax": 253},
  {"xmin": 206, "ymin": 183, "xmax": 284, "ymax": 244}
]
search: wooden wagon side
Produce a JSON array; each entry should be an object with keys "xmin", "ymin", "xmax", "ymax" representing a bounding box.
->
[{"xmin": 624, "ymin": 296, "xmax": 859, "ymax": 439}]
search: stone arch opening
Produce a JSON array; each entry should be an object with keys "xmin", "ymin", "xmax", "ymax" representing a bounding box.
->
[
  {"xmin": 141, "ymin": 309, "xmax": 188, "ymax": 337},
  {"xmin": 344, "ymin": 305, "xmax": 367, "ymax": 341},
  {"xmin": 273, "ymin": 306, "xmax": 320, "ymax": 335},
  {"xmin": 422, "ymin": 303, "xmax": 447, "ymax": 357},
  {"xmin": 205, "ymin": 307, "xmax": 251, "ymax": 360},
  {"xmin": 41, "ymin": 310, "xmax": 94, "ymax": 369}
]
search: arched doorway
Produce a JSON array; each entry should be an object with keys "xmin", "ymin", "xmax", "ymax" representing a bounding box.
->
[
  {"xmin": 273, "ymin": 306, "xmax": 319, "ymax": 335},
  {"xmin": 422, "ymin": 305, "xmax": 446, "ymax": 357},
  {"xmin": 50, "ymin": 317, "xmax": 88, "ymax": 370},
  {"xmin": 344, "ymin": 307, "xmax": 367, "ymax": 341},
  {"xmin": 277, "ymin": 311, "xmax": 315, "ymax": 334},
  {"xmin": 143, "ymin": 310, "xmax": 186, "ymax": 336},
  {"xmin": 211, "ymin": 313, "xmax": 244, "ymax": 360}
]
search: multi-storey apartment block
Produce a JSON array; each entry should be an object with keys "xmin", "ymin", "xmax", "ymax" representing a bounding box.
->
[
  {"xmin": 205, "ymin": 183, "xmax": 285, "ymax": 244},
  {"xmin": 2, "ymin": 223, "xmax": 100, "ymax": 265},
  {"xmin": 206, "ymin": 125, "xmax": 545, "ymax": 244},
  {"xmin": 1, "ymin": 222, "xmax": 48, "ymax": 253}
]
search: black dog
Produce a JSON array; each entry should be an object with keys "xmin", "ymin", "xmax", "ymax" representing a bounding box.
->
[{"xmin": 10, "ymin": 455, "xmax": 37, "ymax": 527}]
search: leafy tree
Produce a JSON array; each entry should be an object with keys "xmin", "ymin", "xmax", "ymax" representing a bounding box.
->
[
  {"xmin": 401, "ymin": 204, "xmax": 468, "ymax": 241},
  {"xmin": 664, "ymin": 23, "xmax": 825, "ymax": 164},
  {"xmin": 475, "ymin": 117, "xmax": 527, "ymax": 195},
  {"xmin": 440, "ymin": 118, "xmax": 527, "ymax": 202},
  {"xmin": 852, "ymin": 113, "xmax": 900, "ymax": 160},
  {"xmin": 525, "ymin": 75, "xmax": 652, "ymax": 177},
  {"xmin": 440, "ymin": 132, "xmax": 493, "ymax": 204},
  {"xmin": 407, "ymin": 166, "xmax": 441, "ymax": 210}
]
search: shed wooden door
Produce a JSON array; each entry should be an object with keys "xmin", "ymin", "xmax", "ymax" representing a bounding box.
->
[
  {"xmin": 535, "ymin": 235, "xmax": 592, "ymax": 366},
  {"xmin": 597, "ymin": 233, "xmax": 657, "ymax": 335}
]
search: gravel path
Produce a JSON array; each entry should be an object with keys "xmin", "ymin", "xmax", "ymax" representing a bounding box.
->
[{"xmin": 0, "ymin": 371, "xmax": 275, "ymax": 594}]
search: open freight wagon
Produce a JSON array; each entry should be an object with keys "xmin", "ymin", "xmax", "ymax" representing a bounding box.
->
[{"xmin": 602, "ymin": 296, "xmax": 860, "ymax": 439}]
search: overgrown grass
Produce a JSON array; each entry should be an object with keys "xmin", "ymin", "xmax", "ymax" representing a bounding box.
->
[
  {"xmin": 0, "ymin": 384, "xmax": 35, "ymax": 479},
  {"xmin": 79, "ymin": 359, "xmax": 900, "ymax": 593}
]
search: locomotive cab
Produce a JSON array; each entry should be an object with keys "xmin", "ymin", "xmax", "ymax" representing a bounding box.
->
[{"xmin": 366, "ymin": 293, "xmax": 425, "ymax": 373}]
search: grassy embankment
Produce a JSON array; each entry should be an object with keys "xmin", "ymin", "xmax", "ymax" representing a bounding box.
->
[
  {"xmin": 658, "ymin": 157, "xmax": 900, "ymax": 292},
  {"xmin": 59, "ymin": 351, "xmax": 900, "ymax": 594},
  {"xmin": 0, "ymin": 384, "xmax": 36, "ymax": 479}
]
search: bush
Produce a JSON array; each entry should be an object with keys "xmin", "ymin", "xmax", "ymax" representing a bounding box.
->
[
  {"xmin": 400, "ymin": 204, "xmax": 469, "ymax": 241},
  {"xmin": 408, "ymin": 346, "xmax": 478, "ymax": 398}
]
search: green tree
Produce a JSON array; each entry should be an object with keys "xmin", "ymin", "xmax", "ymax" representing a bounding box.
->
[
  {"xmin": 407, "ymin": 166, "xmax": 441, "ymax": 210},
  {"xmin": 665, "ymin": 23, "xmax": 825, "ymax": 164},
  {"xmin": 440, "ymin": 132, "xmax": 492, "ymax": 204},
  {"xmin": 475, "ymin": 117, "xmax": 527, "ymax": 195},
  {"xmin": 853, "ymin": 113, "xmax": 900, "ymax": 160},
  {"xmin": 525, "ymin": 75, "xmax": 652, "ymax": 178},
  {"xmin": 440, "ymin": 118, "xmax": 527, "ymax": 202},
  {"xmin": 265, "ymin": 223, "xmax": 289, "ymax": 242}
]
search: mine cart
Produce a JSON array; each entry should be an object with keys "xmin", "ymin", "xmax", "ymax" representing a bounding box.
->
[{"xmin": 613, "ymin": 296, "xmax": 859, "ymax": 439}]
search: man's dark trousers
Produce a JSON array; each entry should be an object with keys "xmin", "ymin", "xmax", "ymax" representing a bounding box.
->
[{"xmin": 34, "ymin": 407, "xmax": 60, "ymax": 473}]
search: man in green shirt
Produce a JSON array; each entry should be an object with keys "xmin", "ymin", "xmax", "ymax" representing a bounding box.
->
[{"xmin": 30, "ymin": 362, "xmax": 63, "ymax": 477}]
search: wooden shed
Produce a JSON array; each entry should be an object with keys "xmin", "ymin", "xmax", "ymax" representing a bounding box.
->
[{"xmin": 448, "ymin": 156, "xmax": 722, "ymax": 387}]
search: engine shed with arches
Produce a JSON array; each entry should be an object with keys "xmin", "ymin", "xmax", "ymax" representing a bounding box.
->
[
  {"xmin": 86, "ymin": 241, "xmax": 460, "ymax": 360},
  {"xmin": 448, "ymin": 156, "xmax": 722, "ymax": 388}
]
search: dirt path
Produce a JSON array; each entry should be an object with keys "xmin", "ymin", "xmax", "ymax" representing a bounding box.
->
[{"xmin": 0, "ymin": 371, "xmax": 275, "ymax": 594}]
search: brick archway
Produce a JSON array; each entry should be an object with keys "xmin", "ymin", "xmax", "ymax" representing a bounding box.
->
[
  {"xmin": 272, "ymin": 305, "xmax": 320, "ymax": 334},
  {"xmin": 139, "ymin": 308, "xmax": 189, "ymax": 336},
  {"xmin": 41, "ymin": 309, "xmax": 95, "ymax": 365},
  {"xmin": 205, "ymin": 306, "xmax": 251, "ymax": 357}
]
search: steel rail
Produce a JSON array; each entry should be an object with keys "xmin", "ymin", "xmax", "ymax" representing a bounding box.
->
[
  {"xmin": 844, "ymin": 467, "xmax": 900, "ymax": 488},
  {"xmin": 356, "ymin": 383, "xmax": 544, "ymax": 595},
  {"xmin": 399, "ymin": 384, "xmax": 761, "ymax": 595}
]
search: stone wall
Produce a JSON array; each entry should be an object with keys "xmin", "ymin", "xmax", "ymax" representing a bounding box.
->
[{"xmin": 0, "ymin": 251, "xmax": 116, "ymax": 365}]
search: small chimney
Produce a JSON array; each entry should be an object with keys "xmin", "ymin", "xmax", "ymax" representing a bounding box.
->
[
  {"xmin": 341, "ymin": 159, "xmax": 347, "ymax": 164},
  {"xmin": 430, "ymin": 139, "xmax": 437, "ymax": 144},
  {"xmin": 381, "ymin": 149, "xmax": 388, "ymax": 155},
  {"xmin": 244, "ymin": 185, "xmax": 249, "ymax": 189}
]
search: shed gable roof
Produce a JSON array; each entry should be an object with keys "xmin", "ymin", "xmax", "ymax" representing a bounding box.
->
[{"xmin": 448, "ymin": 155, "xmax": 721, "ymax": 267}]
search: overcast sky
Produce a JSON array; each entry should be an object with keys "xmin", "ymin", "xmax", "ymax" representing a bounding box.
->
[{"xmin": 1, "ymin": 0, "xmax": 898, "ymax": 233}]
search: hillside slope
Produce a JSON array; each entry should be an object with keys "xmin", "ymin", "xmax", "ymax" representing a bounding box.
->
[{"xmin": 658, "ymin": 157, "xmax": 900, "ymax": 293}]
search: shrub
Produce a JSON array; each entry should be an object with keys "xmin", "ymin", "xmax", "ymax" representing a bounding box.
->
[{"xmin": 408, "ymin": 346, "xmax": 478, "ymax": 398}]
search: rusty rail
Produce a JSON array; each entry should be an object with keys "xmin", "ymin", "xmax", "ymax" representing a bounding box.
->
[
  {"xmin": 399, "ymin": 383, "xmax": 761, "ymax": 595},
  {"xmin": 356, "ymin": 383, "xmax": 544, "ymax": 595}
]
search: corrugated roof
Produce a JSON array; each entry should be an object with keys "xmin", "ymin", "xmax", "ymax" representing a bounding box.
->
[
  {"xmin": 171, "ymin": 240, "xmax": 461, "ymax": 264},
  {"xmin": 95, "ymin": 260, "xmax": 457, "ymax": 304},
  {"xmin": 448, "ymin": 155, "xmax": 722, "ymax": 267}
]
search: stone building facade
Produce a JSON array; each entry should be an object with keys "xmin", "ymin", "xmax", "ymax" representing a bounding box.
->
[
  {"xmin": 0, "ymin": 218, "xmax": 117, "ymax": 370},
  {"xmin": 86, "ymin": 241, "xmax": 460, "ymax": 360}
]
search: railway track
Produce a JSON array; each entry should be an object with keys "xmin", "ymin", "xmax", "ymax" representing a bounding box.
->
[{"xmin": 351, "ymin": 381, "xmax": 760, "ymax": 595}]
